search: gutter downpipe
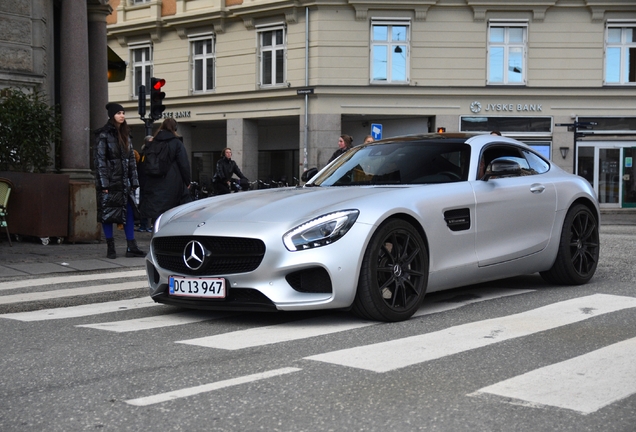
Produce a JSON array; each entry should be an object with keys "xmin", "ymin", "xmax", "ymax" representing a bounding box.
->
[{"xmin": 303, "ymin": 6, "xmax": 309, "ymax": 174}]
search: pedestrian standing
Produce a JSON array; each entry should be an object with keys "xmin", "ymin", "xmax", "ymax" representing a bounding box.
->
[
  {"xmin": 139, "ymin": 118, "xmax": 192, "ymax": 222},
  {"xmin": 136, "ymin": 135, "xmax": 153, "ymax": 232},
  {"xmin": 328, "ymin": 134, "xmax": 354, "ymax": 163},
  {"xmin": 94, "ymin": 102, "xmax": 145, "ymax": 259}
]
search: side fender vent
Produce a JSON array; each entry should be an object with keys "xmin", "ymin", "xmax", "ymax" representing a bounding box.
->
[{"xmin": 444, "ymin": 208, "xmax": 471, "ymax": 231}]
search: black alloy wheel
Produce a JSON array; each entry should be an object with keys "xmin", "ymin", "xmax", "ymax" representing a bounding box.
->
[
  {"xmin": 352, "ymin": 219, "xmax": 429, "ymax": 322},
  {"xmin": 540, "ymin": 204, "xmax": 600, "ymax": 285}
]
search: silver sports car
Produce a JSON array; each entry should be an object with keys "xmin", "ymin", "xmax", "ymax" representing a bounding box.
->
[{"xmin": 145, "ymin": 133, "xmax": 600, "ymax": 322}]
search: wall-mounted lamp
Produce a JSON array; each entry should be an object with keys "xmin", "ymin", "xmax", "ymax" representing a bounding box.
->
[{"xmin": 559, "ymin": 147, "xmax": 569, "ymax": 159}]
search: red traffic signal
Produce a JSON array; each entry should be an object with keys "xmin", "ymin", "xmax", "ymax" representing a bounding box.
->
[
  {"xmin": 150, "ymin": 77, "xmax": 166, "ymax": 121},
  {"xmin": 152, "ymin": 78, "xmax": 166, "ymax": 90}
]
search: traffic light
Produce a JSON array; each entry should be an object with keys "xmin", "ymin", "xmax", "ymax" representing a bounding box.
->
[
  {"xmin": 150, "ymin": 77, "xmax": 166, "ymax": 120},
  {"xmin": 437, "ymin": 127, "xmax": 446, "ymax": 133}
]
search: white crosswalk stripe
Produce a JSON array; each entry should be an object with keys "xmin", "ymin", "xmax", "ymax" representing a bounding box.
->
[
  {"xmin": 77, "ymin": 310, "xmax": 232, "ymax": 332},
  {"xmin": 177, "ymin": 288, "xmax": 533, "ymax": 350},
  {"xmin": 0, "ymin": 297, "xmax": 158, "ymax": 322},
  {"xmin": 471, "ymin": 336, "xmax": 636, "ymax": 415},
  {"xmin": 304, "ymin": 294, "xmax": 636, "ymax": 372},
  {"xmin": 0, "ymin": 281, "xmax": 148, "ymax": 305},
  {"xmin": 0, "ymin": 269, "xmax": 146, "ymax": 292}
]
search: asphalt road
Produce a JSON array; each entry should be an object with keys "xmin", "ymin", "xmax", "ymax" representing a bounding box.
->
[{"xmin": 0, "ymin": 223, "xmax": 635, "ymax": 431}]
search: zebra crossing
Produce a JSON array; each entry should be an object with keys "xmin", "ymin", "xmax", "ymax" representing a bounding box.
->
[{"xmin": 1, "ymin": 269, "xmax": 636, "ymax": 414}]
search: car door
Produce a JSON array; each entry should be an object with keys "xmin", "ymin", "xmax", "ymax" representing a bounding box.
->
[{"xmin": 472, "ymin": 145, "xmax": 556, "ymax": 267}]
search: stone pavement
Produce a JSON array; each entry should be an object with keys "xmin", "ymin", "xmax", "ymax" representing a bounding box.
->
[
  {"xmin": 0, "ymin": 211, "xmax": 634, "ymax": 280},
  {"xmin": 0, "ymin": 226, "xmax": 152, "ymax": 279}
]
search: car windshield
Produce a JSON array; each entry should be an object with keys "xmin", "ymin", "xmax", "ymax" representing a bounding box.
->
[{"xmin": 311, "ymin": 140, "xmax": 471, "ymax": 186}]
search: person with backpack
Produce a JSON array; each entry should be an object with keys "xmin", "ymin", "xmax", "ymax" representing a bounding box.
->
[
  {"xmin": 94, "ymin": 102, "xmax": 145, "ymax": 259},
  {"xmin": 139, "ymin": 118, "xmax": 192, "ymax": 223}
]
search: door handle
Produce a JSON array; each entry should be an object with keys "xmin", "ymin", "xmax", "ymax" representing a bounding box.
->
[{"xmin": 530, "ymin": 184, "xmax": 546, "ymax": 194}]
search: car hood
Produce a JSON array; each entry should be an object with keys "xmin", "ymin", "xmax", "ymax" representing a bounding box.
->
[{"xmin": 161, "ymin": 186, "xmax": 403, "ymax": 228}]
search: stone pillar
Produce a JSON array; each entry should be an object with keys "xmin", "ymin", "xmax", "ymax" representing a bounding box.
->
[
  {"xmin": 307, "ymin": 113, "xmax": 341, "ymax": 169},
  {"xmin": 59, "ymin": 0, "xmax": 92, "ymax": 180},
  {"xmin": 88, "ymin": 1, "xmax": 113, "ymax": 149},
  {"xmin": 227, "ymin": 118, "xmax": 258, "ymax": 182}
]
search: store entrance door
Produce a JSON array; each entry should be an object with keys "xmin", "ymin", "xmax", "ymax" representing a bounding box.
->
[
  {"xmin": 623, "ymin": 147, "xmax": 636, "ymax": 208},
  {"xmin": 577, "ymin": 143, "xmax": 631, "ymax": 208}
]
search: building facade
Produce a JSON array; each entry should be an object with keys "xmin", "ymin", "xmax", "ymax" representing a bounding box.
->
[{"xmin": 107, "ymin": 0, "xmax": 636, "ymax": 209}]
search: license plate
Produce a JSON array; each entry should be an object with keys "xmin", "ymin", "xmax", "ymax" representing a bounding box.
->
[{"xmin": 169, "ymin": 276, "xmax": 226, "ymax": 299}]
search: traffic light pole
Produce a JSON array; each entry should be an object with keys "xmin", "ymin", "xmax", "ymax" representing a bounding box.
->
[{"xmin": 138, "ymin": 83, "xmax": 162, "ymax": 137}]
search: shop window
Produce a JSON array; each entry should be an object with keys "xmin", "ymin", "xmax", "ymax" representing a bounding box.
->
[
  {"xmin": 130, "ymin": 44, "xmax": 152, "ymax": 98},
  {"xmin": 460, "ymin": 116, "xmax": 552, "ymax": 134},
  {"xmin": 258, "ymin": 26, "xmax": 286, "ymax": 87},
  {"xmin": 371, "ymin": 20, "xmax": 410, "ymax": 84},
  {"xmin": 488, "ymin": 23, "xmax": 527, "ymax": 85},
  {"xmin": 191, "ymin": 35, "xmax": 215, "ymax": 93},
  {"xmin": 605, "ymin": 25, "xmax": 636, "ymax": 85}
]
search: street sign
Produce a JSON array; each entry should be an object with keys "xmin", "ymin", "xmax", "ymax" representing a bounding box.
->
[
  {"xmin": 297, "ymin": 88, "xmax": 314, "ymax": 95},
  {"xmin": 371, "ymin": 123, "xmax": 382, "ymax": 140}
]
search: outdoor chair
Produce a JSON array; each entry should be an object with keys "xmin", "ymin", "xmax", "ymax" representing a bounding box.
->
[{"xmin": 0, "ymin": 177, "xmax": 14, "ymax": 246}]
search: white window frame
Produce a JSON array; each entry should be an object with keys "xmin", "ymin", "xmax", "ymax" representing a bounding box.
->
[
  {"xmin": 605, "ymin": 22, "xmax": 636, "ymax": 85},
  {"xmin": 487, "ymin": 21, "xmax": 527, "ymax": 85},
  {"xmin": 131, "ymin": 0, "xmax": 151, "ymax": 5},
  {"xmin": 257, "ymin": 24, "xmax": 287, "ymax": 88},
  {"xmin": 370, "ymin": 19, "xmax": 410, "ymax": 84},
  {"xmin": 129, "ymin": 43, "xmax": 153, "ymax": 98},
  {"xmin": 190, "ymin": 33, "xmax": 216, "ymax": 93}
]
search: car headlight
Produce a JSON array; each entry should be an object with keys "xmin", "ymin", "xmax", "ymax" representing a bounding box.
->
[{"xmin": 283, "ymin": 210, "xmax": 359, "ymax": 251}]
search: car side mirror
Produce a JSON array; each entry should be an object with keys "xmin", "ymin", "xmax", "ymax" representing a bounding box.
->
[
  {"xmin": 484, "ymin": 158, "xmax": 522, "ymax": 180},
  {"xmin": 301, "ymin": 167, "xmax": 318, "ymax": 182}
]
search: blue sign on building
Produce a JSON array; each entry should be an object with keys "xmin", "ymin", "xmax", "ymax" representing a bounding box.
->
[{"xmin": 371, "ymin": 123, "xmax": 382, "ymax": 140}]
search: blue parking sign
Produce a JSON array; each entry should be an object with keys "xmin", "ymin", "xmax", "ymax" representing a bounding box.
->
[{"xmin": 371, "ymin": 123, "xmax": 382, "ymax": 140}]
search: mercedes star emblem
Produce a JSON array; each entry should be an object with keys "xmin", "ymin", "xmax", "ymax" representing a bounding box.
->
[{"xmin": 183, "ymin": 240, "xmax": 206, "ymax": 270}]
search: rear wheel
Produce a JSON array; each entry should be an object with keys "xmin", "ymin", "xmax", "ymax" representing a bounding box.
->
[
  {"xmin": 352, "ymin": 219, "xmax": 428, "ymax": 322},
  {"xmin": 540, "ymin": 204, "xmax": 599, "ymax": 285}
]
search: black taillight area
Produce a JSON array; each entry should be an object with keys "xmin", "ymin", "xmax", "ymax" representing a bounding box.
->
[
  {"xmin": 444, "ymin": 208, "xmax": 471, "ymax": 231},
  {"xmin": 286, "ymin": 267, "xmax": 333, "ymax": 293}
]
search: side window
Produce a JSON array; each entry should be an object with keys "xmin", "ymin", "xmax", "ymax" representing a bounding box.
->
[
  {"xmin": 191, "ymin": 36, "xmax": 215, "ymax": 93},
  {"xmin": 487, "ymin": 23, "xmax": 527, "ymax": 85},
  {"xmin": 605, "ymin": 25, "xmax": 636, "ymax": 85},
  {"xmin": 130, "ymin": 44, "xmax": 152, "ymax": 98},
  {"xmin": 522, "ymin": 149, "xmax": 550, "ymax": 174},
  {"xmin": 479, "ymin": 145, "xmax": 525, "ymax": 179},
  {"xmin": 371, "ymin": 20, "xmax": 410, "ymax": 84}
]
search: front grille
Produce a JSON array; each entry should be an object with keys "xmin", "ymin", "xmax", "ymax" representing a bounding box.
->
[{"xmin": 153, "ymin": 236, "xmax": 266, "ymax": 276}]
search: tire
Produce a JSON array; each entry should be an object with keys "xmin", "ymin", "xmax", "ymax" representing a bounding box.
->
[
  {"xmin": 352, "ymin": 219, "xmax": 429, "ymax": 322},
  {"xmin": 540, "ymin": 204, "xmax": 599, "ymax": 285}
]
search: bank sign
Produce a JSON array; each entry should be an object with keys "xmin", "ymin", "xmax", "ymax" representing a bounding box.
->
[{"xmin": 470, "ymin": 101, "xmax": 542, "ymax": 114}]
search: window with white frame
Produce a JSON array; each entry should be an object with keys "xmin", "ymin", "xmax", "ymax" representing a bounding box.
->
[
  {"xmin": 371, "ymin": 20, "xmax": 410, "ymax": 83},
  {"xmin": 130, "ymin": 44, "xmax": 152, "ymax": 98},
  {"xmin": 258, "ymin": 26, "xmax": 286, "ymax": 87},
  {"xmin": 131, "ymin": 0, "xmax": 151, "ymax": 5},
  {"xmin": 191, "ymin": 35, "xmax": 215, "ymax": 93},
  {"xmin": 605, "ymin": 24, "xmax": 636, "ymax": 85},
  {"xmin": 487, "ymin": 23, "xmax": 527, "ymax": 85}
]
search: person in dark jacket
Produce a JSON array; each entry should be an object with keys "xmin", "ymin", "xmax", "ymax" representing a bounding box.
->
[
  {"xmin": 328, "ymin": 134, "xmax": 353, "ymax": 163},
  {"xmin": 212, "ymin": 148, "xmax": 248, "ymax": 195},
  {"xmin": 94, "ymin": 102, "xmax": 145, "ymax": 259},
  {"xmin": 139, "ymin": 118, "xmax": 192, "ymax": 222}
]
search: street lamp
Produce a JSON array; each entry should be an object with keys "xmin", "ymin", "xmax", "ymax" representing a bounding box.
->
[{"xmin": 555, "ymin": 121, "xmax": 597, "ymax": 172}]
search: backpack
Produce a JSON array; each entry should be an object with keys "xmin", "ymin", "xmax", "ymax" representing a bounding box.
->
[{"xmin": 143, "ymin": 141, "xmax": 171, "ymax": 177}]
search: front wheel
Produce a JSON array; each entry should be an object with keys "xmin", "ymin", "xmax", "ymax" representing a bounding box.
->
[
  {"xmin": 540, "ymin": 204, "xmax": 599, "ymax": 285},
  {"xmin": 352, "ymin": 219, "xmax": 429, "ymax": 322}
]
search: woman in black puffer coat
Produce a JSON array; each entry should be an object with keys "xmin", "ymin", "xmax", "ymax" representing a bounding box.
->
[
  {"xmin": 139, "ymin": 118, "xmax": 192, "ymax": 221},
  {"xmin": 94, "ymin": 103, "xmax": 145, "ymax": 259}
]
